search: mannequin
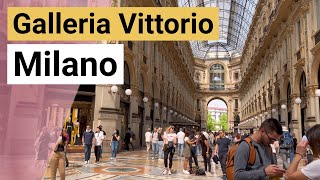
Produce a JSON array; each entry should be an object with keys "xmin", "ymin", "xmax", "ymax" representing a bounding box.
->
[{"xmin": 65, "ymin": 117, "xmax": 74, "ymax": 144}]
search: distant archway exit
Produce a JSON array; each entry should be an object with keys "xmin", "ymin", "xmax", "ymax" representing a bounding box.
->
[{"xmin": 207, "ymin": 99, "xmax": 228, "ymax": 131}]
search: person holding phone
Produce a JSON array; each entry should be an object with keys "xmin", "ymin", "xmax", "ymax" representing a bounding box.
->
[
  {"xmin": 234, "ymin": 118, "xmax": 285, "ymax": 180},
  {"xmin": 110, "ymin": 129, "xmax": 120, "ymax": 160},
  {"xmin": 286, "ymin": 124, "xmax": 320, "ymax": 180}
]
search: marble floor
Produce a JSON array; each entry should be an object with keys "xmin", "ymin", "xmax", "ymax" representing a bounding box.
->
[{"xmin": 43, "ymin": 149, "xmax": 298, "ymax": 180}]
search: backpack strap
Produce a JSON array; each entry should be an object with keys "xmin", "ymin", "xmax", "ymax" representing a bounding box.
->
[{"xmin": 243, "ymin": 137, "xmax": 256, "ymax": 166}]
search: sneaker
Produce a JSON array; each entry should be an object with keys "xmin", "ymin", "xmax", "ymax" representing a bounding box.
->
[
  {"xmin": 162, "ymin": 169, "xmax": 167, "ymax": 175},
  {"xmin": 183, "ymin": 170, "xmax": 190, "ymax": 175},
  {"xmin": 168, "ymin": 170, "xmax": 172, "ymax": 175},
  {"xmin": 84, "ymin": 161, "xmax": 88, "ymax": 165},
  {"xmin": 111, "ymin": 157, "xmax": 114, "ymax": 160},
  {"xmin": 152, "ymin": 157, "xmax": 155, "ymax": 160}
]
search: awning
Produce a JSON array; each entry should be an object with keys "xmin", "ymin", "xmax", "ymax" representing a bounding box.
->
[
  {"xmin": 234, "ymin": 122, "xmax": 255, "ymax": 129},
  {"xmin": 170, "ymin": 119, "xmax": 199, "ymax": 127}
]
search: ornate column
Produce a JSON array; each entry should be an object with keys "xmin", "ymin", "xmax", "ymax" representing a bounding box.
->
[
  {"xmin": 93, "ymin": 85, "xmax": 122, "ymax": 149},
  {"xmin": 290, "ymin": 94, "xmax": 301, "ymax": 140},
  {"xmin": 305, "ymin": 86, "xmax": 317, "ymax": 128},
  {"xmin": 266, "ymin": 88, "xmax": 272, "ymax": 118},
  {"xmin": 129, "ymin": 85, "xmax": 140, "ymax": 148}
]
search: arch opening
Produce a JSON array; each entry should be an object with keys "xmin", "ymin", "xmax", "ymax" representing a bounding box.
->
[{"xmin": 207, "ymin": 99, "xmax": 228, "ymax": 131}]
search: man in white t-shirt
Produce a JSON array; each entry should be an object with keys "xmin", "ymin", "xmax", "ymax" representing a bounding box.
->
[
  {"xmin": 176, "ymin": 128, "xmax": 185, "ymax": 157},
  {"xmin": 145, "ymin": 128, "xmax": 152, "ymax": 152},
  {"xmin": 94, "ymin": 127, "xmax": 104, "ymax": 162}
]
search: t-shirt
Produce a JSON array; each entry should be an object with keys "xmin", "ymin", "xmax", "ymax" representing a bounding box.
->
[
  {"xmin": 145, "ymin": 132, "xmax": 152, "ymax": 142},
  {"xmin": 301, "ymin": 159, "xmax": 320, "ymax": 180},
  {"xmin": 234, "ymin": 140, "xmax": 271, "ymax": 180},
  {"xmin": 177, "ymin": 131, "xmax": 185, "ymax": 144},
  {"xmin": 165, "ymin": 133, "xmax": 177, "ymax": 143},
  {"xmin": 152, "ymin": 132, "xmax": 158, "ymax": 143},
  {"xmin": 94, "ymin": 131, "xmax": 104, "ymax": 146},
  {"xmin": 216, "ymin": 137, "xmax": 230, "ymax": 155}
]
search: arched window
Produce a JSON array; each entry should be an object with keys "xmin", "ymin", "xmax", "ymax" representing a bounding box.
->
[
  {"xmin": 124, "ymin": 62, "xmax": 130, "ymax": 88},
  {"xmin": 210, "ymin": 64, "xmax": 225, "ymax": 90},
  {"xmin": 299, "ymin": 72, "xmax": 306, "ymax": 105},
  {"xmin": 287, "ymin": 83, "xmax": 291, "ymax": 107},
  {"xmin": 139, "ymin": 74, "xmax": 144, "ymax": 92}
]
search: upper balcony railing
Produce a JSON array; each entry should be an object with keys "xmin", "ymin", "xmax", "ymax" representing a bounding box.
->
[{"xmin": 196, "ymin": 83, "xmax": 239, "ymax": 92}]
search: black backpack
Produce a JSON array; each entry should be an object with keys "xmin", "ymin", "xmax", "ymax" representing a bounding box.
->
[
  {"xmin": 196, "ymin": 168, "xmax": 206, "ymax": 176},
  {"xmin": 192, "ymin": 166, "xmax": 206, "ymax": 176}
]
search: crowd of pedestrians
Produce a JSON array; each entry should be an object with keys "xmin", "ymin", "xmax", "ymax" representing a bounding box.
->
[{"xmin": 40, "ymin": 117, "xmax": 320, "ymax": 180}]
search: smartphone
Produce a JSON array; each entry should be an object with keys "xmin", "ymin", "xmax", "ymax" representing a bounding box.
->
[{"xmin": 275, "ymin": 167, "xmax": 286, "ymax": 173}]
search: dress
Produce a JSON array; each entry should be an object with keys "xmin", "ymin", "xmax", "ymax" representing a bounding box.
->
[{"xmin": 184, "ymin": 137, "xmax": 191, "ymax": 158}]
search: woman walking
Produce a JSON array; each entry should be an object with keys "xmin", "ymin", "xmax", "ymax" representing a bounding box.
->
[
  {"xmin": 162, "ymin": 126, "xmax": 177, "ymax": 175},
  {"xmin": 50, "ymin": 129, "xmax": 67, "ymax": 180},
  {"xmin": 157, "ymin": 128, "xmax": 164, "ymax": 160},
  {"xmin": 110, "ymin": 129, "xmax": 120, "ymax": 160},
  {"xmin": 199, "ymin": 132, "xmax": 212, "ymax": 174}
]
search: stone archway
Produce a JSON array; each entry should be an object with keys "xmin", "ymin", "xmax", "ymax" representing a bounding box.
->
[{"xmin": 206, "ymin": 97, "xmax": 230, "ymax": 131}]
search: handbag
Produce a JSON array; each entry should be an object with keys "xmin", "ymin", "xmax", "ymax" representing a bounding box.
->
[
  {"xmin": 168, "ymin": 141, "xmax": 173, "ymax": 148},
  {"xmin": 163, "ymin": 144, "xmax": 168, "ymax": 151},
  {"xmin": 213, "ymin": 154, "xmax": 219, "ymax": 164}
]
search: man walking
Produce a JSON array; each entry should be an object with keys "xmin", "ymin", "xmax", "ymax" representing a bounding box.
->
[
  {"xmin": 176, "ymin": 128, "xmax": 185, "ymax": 157},
  {"xmin": 279, "ymin": 126, "xmax": 293, "ymax": 170},
  {"xmin": 82, "ymin": 126, "xmax": 94, "ymax": 165},
  {"xmin": 94, "ymin": 127, "xmax": 104, "ymax": 163},
  {"xmin": 234, "ymin": 118, "xmax": 285, "ymax": 180},
  {"xmin": 214, "ymin": 130, "xmax": 230, "ymax": 179}
]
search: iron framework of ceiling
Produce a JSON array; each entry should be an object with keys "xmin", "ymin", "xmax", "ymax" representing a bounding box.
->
[{"xmin": 178, "ymin": 0, "xmax": 259, "ymax": 60}]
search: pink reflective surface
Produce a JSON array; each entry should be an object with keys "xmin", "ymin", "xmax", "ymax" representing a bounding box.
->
[{"xmin": 1, "ymin": 0, "xmax": 113, "ymax": 179}]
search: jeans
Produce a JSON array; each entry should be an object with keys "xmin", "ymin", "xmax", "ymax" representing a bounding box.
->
[
  {"xmin": 164, "ymin": 147, "xmax": 175, "ymax": 168},
  {"xmin": 178, "ymin": 143, "xmax": 184, "ymax": 156},
  {"xmin": 94, "ymin": 146, "xmax": 102, "ymax": 161},
  {"xmin": 290, "ymin": 148, "xmax": 294, "ymax": 163},
  {"xmin": 279, "ymin": 149, "xmax": 290, "ymax": 170},
  {"xmin": 219, "ymin": 153, "xmax": 227, "ymax": 175},
  {"xmin": 189, "ymin": 146, "xmax": 199, "ymax": 169},
  {"xmin": 152, "ymin": 142, "xmax": 158, "ymax": 157},
  {"xmin": 84, "ymin": 144, "xmax": 92, "ymax": 161},
  {"xmin": 111, "ymin": 141, "xmax": 118, "ymax": 158},
  {"xmin": 196, "ymin": 144, "xmax": 201, "ymax": 155},
  {"xmin": 202, "ymin": 154, "xmax": 211, "ymax": 172},
  {"xmin": 158, "ymin": 141, "xmax": 163, "ymax": 158}
]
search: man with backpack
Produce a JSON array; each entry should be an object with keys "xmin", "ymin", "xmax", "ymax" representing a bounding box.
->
[
  {"xmin": 227, "ymin": 118, "xmax": 285, "ymax": 180},
  {"xmin": 279, "ymin": 126, "xmax": 293, "ymax": 170}
]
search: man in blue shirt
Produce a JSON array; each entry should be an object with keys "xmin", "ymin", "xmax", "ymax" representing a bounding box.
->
[{"xmin": 82, "ymin": 125, "xmax": 94, "ymax": 165}]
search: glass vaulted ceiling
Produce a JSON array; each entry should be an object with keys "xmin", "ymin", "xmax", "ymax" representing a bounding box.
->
[{"xmin": 178, "ymin": 0, "xmax": 259, "ymax": 60}]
